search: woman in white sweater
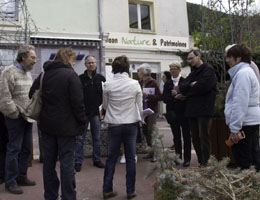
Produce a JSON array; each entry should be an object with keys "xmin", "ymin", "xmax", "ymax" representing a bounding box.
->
[
  {"xmin": 225, "ymin": 44, "xmax": 260, "ymax": 171},
  {"xmin": 102, "ymin": 56, "xmax": 142, "ymax": 199}
]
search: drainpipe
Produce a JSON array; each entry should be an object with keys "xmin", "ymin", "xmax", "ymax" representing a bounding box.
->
[{"xmin": 98, "ymin": 0, "xmax": 104, "ymax": 75}]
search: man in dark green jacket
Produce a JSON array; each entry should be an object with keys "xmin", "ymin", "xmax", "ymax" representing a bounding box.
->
[{"xmin": 179, "ymin": 50, "xmax": 217, "ymax": 166}]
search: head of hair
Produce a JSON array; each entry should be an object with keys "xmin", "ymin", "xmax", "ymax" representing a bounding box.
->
[
  {"xmin": 226, "ymin": 44, "xmax": 251, "ymax": 64},
  {"xmin": 112, "ymin": 55, "xmax": 130, "ymax": 74},
  {"xmin": 189, "ymin": 49, "xmax": 201, "ymax": 57},
  {"xmin": 138, "ymin": 63, "xmax": 151, "ymax": 76},
  {"xmin": 169, "ymin": 61, "xmax": 182, "ymax": 70},
  {"xmin": 16, "ymin": 45, "xmax": 35, "ymax": 63},
  {"xmin": 225, "ymin": 44, "xmax": 236, "ymax": 53},
  {"xmin": 163, "ymin": 71, "xmax": 171, "ymax": 80},
  {"xmin": 54, "ymin": 47, "xmax": 76, "ymax": 65},
  {"xmin": 85, "ymin": 55, "xmax": 96, "ymax": 61}
]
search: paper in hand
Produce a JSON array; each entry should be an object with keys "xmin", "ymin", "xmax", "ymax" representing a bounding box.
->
[{"xmin": 141, "ymin": 108, "xmax": 154, "ymax": 124}]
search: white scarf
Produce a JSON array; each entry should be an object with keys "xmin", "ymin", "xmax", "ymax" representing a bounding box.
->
[{"xmin": 171, "ymin": 74, "xmax": 181, "ymax": 86}]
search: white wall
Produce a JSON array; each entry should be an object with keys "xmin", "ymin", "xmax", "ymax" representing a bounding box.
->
[
  {"xmin": 154, "ymin": 0, "xmax": 189, "ymax": 37},
  {"xmin": 102, "ymin": 0, "xmax": 189, "ymax": 37},
  {"xmin": 26, "ymin": 0, "xmax": 99, "ymax": 37}
]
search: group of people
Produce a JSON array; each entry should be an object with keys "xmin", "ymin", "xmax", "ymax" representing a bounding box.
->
[{"xmin": 0, "ymin": 43, "xmax": 260, "ymax": 200}]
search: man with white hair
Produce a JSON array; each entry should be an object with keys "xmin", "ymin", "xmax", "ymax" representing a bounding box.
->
[
  {"xmin": 0, "ymin": 45, "xmax": 37, "ymax": 194},
  {"xmin": 137, "ymin": 63, "xmax": 162, "ymax": 162}
]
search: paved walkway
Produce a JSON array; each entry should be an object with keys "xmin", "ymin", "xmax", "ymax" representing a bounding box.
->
[{"xmin": 0, "ymin": 119, "xmax": 199, "ymax": 200}]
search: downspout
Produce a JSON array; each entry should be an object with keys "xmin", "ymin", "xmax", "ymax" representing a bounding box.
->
[{"xmin": 98, "ymin": 0, "xmax": 104, "ymax": 75}]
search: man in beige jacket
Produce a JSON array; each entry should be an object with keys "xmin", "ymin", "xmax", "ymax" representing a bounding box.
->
[{"xmin": 0, "ymin": 45, "xmax": 37, "ymax": 195}]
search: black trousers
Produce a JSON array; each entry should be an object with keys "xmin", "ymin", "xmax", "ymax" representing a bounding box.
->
[
  {"xmin": 232, "ymin": 125, "xmax": 260, "ymax": 170},
  {"xmin": 42, "ymin": 133, "xmax": 76, "ymax": 200},
  {"xmin": 0, "ymin": 112, "xmax": 8, "ymax": 180},
  {"xmin": 189, "ymin": 117, "xmax": 212, "ymax": 165},
  {"xmin": 170, "ymin": 117, "xmax": 191, "ymax": 162}
]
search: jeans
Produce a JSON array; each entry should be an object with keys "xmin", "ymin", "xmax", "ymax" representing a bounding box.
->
[
  {"xmin": 42, "ymin": 133, "xmax": 76, "ymax": 200},
  {"xmin": 189, "ymin": 117, "xmax": 212, "ymax": 165},
  {"xmin": 103, "ymin": 123, "xmax": 138, "ymax": 195},
  {"xmin": 0, "ymin": 112, "xmax": 8, "ymax": 180},
  {"xmin": 4, "ymin": 116, "xmax": 32, "ymax": 187},
  {"xmin": 170, "ymin": 117, "xmax": 191, "ymax": 162},
  {"xmin": 232, "ymin": 125, "xmax": 260, "ymax": 170},
  {"xmin": 75, "ymin": 115, "xmax": 101, "ymax": 164}
]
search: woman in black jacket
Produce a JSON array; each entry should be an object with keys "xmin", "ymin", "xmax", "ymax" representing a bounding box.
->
[
  {"xmin": 30, "ymin": 48, "xmax": 86, "ymax": 200},
  {"xmin": 163, "ymin": 62, "xmax": 191, "ymax": 167}
]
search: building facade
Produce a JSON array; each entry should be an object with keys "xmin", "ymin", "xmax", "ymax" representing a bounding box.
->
[{"xmin": 102, "ymin": 0, "xmax": 190, "ymax": 82}]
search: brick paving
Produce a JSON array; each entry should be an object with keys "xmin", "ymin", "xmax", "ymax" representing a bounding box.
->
[{"xmin": 0, "ymin": 119, "xmax": 199, "ymax": 200}]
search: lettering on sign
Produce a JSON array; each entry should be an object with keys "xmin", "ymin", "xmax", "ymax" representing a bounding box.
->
[
  {"xmin": 160, "ymin": 39, "xmax": 186, "ymax": 47},
  {"xmin": 105, "ymin": 34, "xmax": 188, "ymax": 49}
]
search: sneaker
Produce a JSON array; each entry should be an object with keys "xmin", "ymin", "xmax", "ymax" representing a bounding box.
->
[
  {"xmin": 16, "ymin": 178, "xmax": 36, "ymax": 186},
  {"xmin": 5, "ymin": 185, "xmax": 23, "ymax": 194},
  {"xmin": 120, "ymin": 154, "xmax": 126, "ymax": 164},
  {"xmin": 127, "ymin": 192, "xmax": 137, "ymax": 199},
  {"xmin": 103, "ymin": 191, "xmax": 117, "ymax": 199},
  {"xmin": 75, "ymin": 163, "xmax": 82, "ymax": 172},
  {"xmin": 94, "ymin": 161, "xmax": 105, "ymax": 168}
]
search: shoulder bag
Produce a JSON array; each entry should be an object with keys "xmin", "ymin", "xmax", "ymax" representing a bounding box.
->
[{"xmin": 25, "ymin": 72, "xmax": 44, "ymax": 121}]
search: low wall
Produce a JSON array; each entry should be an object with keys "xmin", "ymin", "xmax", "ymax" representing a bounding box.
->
[{"xmin": 83, "ymin": 123, "xmax": 148, "ymax": 157}]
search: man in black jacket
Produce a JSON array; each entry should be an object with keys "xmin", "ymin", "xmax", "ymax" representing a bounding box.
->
[
  {"xmin": 178, "ymin": 50, "xmax": 217, "ymax": 166},
  {"xmin": 75, "ymin": 55, "xmax": 106, "ymax": 171}
]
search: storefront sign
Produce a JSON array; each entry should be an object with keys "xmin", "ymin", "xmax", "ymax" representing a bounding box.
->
[{"xmin": 104, "ymin": 32, "xmax": 189, "ymax": 51}]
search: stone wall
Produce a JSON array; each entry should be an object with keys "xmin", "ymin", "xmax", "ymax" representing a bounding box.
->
[{"xmin": 83, "ymin": 123, "xmax": 148, "ymax": 157}]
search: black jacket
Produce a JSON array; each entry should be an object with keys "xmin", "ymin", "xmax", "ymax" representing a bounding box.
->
[
  {"xmin": 162, "ymin": 77, "xmax": 186, "ymax": 117},
  {"xmin": 31, "ymin": 61, "xmax": 86, "ymax": 136},
  {"xmin": 179, "ymin": 63, "xmax": 217, "ymax": 117},
  {"xmin": 79, "ymin": 70, "xmax": 105, "ymax": 115}
]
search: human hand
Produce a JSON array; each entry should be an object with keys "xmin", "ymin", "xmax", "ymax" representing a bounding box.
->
[
  {"xmin": 171, "ymin": 89, "xmax": 177, "ymax": 96},
  {"xmin": 190, "ymin": 81, "xmax": 197, "ymax": 86},
  {"xmin": 229, "ymin": 133, "xmax": 239, "ymax": 144},
  {"xmin": 175, "ymin": 94, "xmax": 186, "ymax": 100},
  {"xmin": 99, "ymin": 110, "xmax": 104, "ymax": 120}
]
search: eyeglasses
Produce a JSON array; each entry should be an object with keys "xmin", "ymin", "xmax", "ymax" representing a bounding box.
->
[{"xmin": 86, "ymin": 62, "xmax": 96, "ymax": 65}]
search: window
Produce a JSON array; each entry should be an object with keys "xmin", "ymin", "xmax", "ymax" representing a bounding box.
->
[
  {"xmin": 129, "ymin": 2, "xmax": 153, "ymax": 32},
  {"xmin": 0, "ymin": 0, "xmax": 18, "ymax": 21}
]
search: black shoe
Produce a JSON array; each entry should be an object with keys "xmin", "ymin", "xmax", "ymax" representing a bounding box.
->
[
  {"xmin": 174, "ymin": 160, "xmax": 180, "ymax": 166},
  {"xmin": 16, "ymin": 178, "xmax": 36, "ymax": 186},
  {"xmin": 127, "ymin": 192, "xmax": 137, "ymax": 199},
  {"xmin": 169, "ymin": 145, "xmax": 175, "ymax": 150},
  {"xmin": 150, "ymin": 156, "xmax": 157, "ymax": 162},
  {"xmin": 103, "ymin": 191, "xmax": 117, "ymax": 199},
  {"xmin": 94, "ymin": 161, "xmax": 105, "ymax": 168},
  {"xmin": 0, "ymin": 178, "xmax": 4, "ymax": 184},
  {"xmin": 6, "ymin": 185, "xmax": 23, "ymax": 194},
  {"xmin": 183, "ymin": 161, "xmax": 190, "ymax": 167},
  {"xmin": 75, "ymin": 163, "xmax": 82, "ymax": 172},
  {"xmin": 142, "ymin": 153, "xmax": 153, "ymax": 159}
]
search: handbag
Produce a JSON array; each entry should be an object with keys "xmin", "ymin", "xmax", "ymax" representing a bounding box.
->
[
  {"xmin": 25, "ymin": 72, "xmax": 44, "ymax": 121},
  {"xmin": 165, "ymin": 110, "xmax": 176, "ymax": 124}
]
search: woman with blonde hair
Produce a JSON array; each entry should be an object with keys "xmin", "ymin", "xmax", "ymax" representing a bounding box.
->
[{"xmin": 30, "ymin": 47, "xmax": 86, "ymax": 200}]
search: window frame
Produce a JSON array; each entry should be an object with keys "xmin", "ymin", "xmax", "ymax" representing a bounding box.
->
[
  {"xmin": 0, "ymin": 0, "xmax": 19, "ymax": 21},
  {"xmin": 128, "ymin": 1, "xmax": 155, "ymax": 33}
]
